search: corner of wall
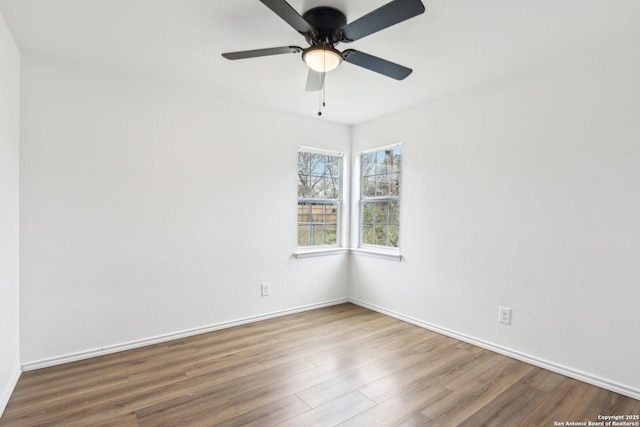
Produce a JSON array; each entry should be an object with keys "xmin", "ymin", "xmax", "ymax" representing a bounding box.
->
[{"xmin": 0, "ymin": 7, "xmax": 22, "ymax": 419}]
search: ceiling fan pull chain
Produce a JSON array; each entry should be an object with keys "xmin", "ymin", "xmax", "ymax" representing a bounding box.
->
[
  {"xmin": 323, "ymin": 75, "xmax": 326, "ymax": 108},
  {"xmin": 318, "ymin": 52, "xmax": 325, "ymax": 116},
  {"xmin": 323, "ymin": 53, "xmax": 327, "ymax": 107}
]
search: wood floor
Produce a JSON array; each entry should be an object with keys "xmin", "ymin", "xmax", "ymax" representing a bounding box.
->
[{"xmin": 2, "ymin": 304, "xmax": 638, "ymax": 426}]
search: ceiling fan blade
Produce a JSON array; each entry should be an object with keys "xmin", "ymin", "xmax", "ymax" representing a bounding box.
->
[
  {"xmin": 222, "ymin": 46, "xmax": 302, "ymax": 60},
  {"xmin": 341, "ymin": 0, "xmax": 425, "ymax": 42},
  {"xmin": 305, "ymin": 69, "xmax": 325, "ymax": 92},
  {"xmin": 342, "ymin": 49, "xmax": 412, "ymax": 80},
  {"xmin": 260, "ymin": 0, "xmax": 314, "ymax": 35}
]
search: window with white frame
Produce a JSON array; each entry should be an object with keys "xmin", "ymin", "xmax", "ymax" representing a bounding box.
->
[
  {"xmin": 360, "ymin": 145, "xmax": 401, "ymax": 248},
  {"xmin": 297, "ymin": 148, "xmax": 343, "ymax": 247}
]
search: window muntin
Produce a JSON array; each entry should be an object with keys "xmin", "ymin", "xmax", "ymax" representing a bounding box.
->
[
  {"xmin": 298, "ymin": 150, "xmax": 343, "ymax": 247},
  {"xmin": 360, "ymin": 146, "xmax": 401, "ymax": 248}
]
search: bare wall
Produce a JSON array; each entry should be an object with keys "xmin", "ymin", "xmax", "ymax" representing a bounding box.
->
[
  {"xmin": 19, "ymin": 55, "xmax": 351, "ymax": 364},
  {"xmin": 350, "ymin": 30, "xmax": 640, "ymax": 397}
]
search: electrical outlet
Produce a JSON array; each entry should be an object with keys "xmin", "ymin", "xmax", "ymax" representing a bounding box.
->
[
  {"xmin": 498, "ymin": 306, "xmax": 512, "ymax": 325},
  {"xmin": 261, "ymin": 282, "xmax": 271, "ymax": 297}
]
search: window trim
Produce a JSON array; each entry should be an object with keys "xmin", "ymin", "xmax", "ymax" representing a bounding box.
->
[
  {"xmin": 296, "ymin": 146, "xmax": 346, "ymax": 252},
  {"xmin": 358, "ymin": 143, "xmax": 401, "ymax": 155},
  {"xmin": 356, "ymin": 143, "xmax": 402, "ymax": 256},
  {"xmin": 293, "ymin": 248, "xmax": 349, "ymax": 259},
  {"xmin": 298, "ymin": 146, "xmax": 346, "ymax": 158},
  {"xmin": 350, "ymin": 247, "xmax": 402, "ymax": 262}
]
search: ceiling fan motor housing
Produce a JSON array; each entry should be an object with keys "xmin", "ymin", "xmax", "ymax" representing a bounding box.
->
[{"xmin": 302, "ymin": 7, "xmax": 347, "ymax": 45}]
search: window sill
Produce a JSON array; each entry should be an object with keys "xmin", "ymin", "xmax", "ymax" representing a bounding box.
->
[
  {"xmin": 293, "ymin": 247, "xmax": 402, "ymax": 261},
  {"xmin": 293, "ymin": 248, "xmax": 349, "ymax": 259},
  {"xmin": 350, "ymin": 248, "xmax": 402, "ymax": 262}
]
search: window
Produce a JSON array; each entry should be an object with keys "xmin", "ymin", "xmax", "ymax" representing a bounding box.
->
[
  {"xmin": 360, "ymin": 145, "xmax": 401, "ymax": 248},
  {"xmin": 297, "ymin": 148, "xmax": 343, "ymax": 247}
]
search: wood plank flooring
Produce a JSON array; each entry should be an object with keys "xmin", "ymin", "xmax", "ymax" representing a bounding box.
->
[{"xmin": 1, "ymin": 303, "xmax": 638, "ymax": 426}]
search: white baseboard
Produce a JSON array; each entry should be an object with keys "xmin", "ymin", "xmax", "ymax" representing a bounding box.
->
[
  {"xmin": 349, "ymin": 298, "xmax": 640, "ymax": 401},
  {"xmin": 22, "ymin": 298, "xmax": 348, "ymax": 372},
  {"xmin": 0, "ymin": 367, "xmax": 21, "ymax": 418},
  {"xmin": 19, "ymin": 297, "xmax": 640, "ymax": 401}
]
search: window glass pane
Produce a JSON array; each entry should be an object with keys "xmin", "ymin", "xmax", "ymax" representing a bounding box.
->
[
  {"xmin": 389, "ymin": 201, "xmax": 400, "ymax": 225},
  {"xmin": 297, "ymin": 150, "xmax": 342, "ymax": 247},
  {"xmin": 359, "ymin": 146, "xmax": 401, "ymax": 248},
  {"xmin": 362, "ymin": 153, "xmax": 374, "ymax": 176},
  {"xmin": 375, "ymin": 151, "xmax": 386, "ymax": 174},
  {"xmin": 326, "ymin": 225, "xmax": 337, "ymax": 245},
  {"xmin": 362, "ymin": 225, "xmax": 374, "ymax": 245},
  {"xmin": 311, "ymin": 203, "xmax": 324, "ymax": 222},
  {"xmin": 389, "ymin": 173, "xmax": 400, "ymax": 196},
  {"xmin": 392, "ymin": 148, "xmax": 402, "ymax": 172},
  {"xmin": 374, "ymin": 202, "xmax": 388, "ymax": 224},
  {"xmin": 297, "ymin": 202, "xmax": 310, "ymax": 223},
  {"xmin": 388, "ymin": 225, "xmax": 400, "ymax": 247},
  {"xmin": 374, "ymin": 225, "xmax": 388, "ymax": 246},
  {"xmin": 320, "ymin": 204, "xmax": 329, "ymax": 224},
  {"xmin": 333, "ymin": 179, "xmax": 340, "ymax": 198},
  {"xmin": 376, "ymin": 175, "xmax": 390, "ymax": 197},
  {"xmin": 298, "ymin": 225, "xmax": 311, "ymax": 246},
  {"xmin": 309, "ymin": 175, "xmax": 323, "ymax": 198},
  {"xmin": 298, "ymin": 152, "xmax": 310, "ymax": 175},
  {"xmin": 311, "ymin": 153, "xmax": 324, "ymax": 175},
  {"xmin": 325, "ymin": 204, "xmax": 338, "ymax": 225},
  {"xmin": 323, "ymin": 177, "xmax": 339, "ymax": 199},
  {"xmin": 362, "ymin": 176, "xmax": 375, "ymax": 198},
  {"xmin": 312, "ymin": 225, "xmax": 325, "ymax": 245},
  {"xmin": 298, "ymin": 175, "xmax": 307, "ymax": 198},
  {"xmin": 325, "ymin": 156, "xmax": 339, "ymax": 177},
  {"xmin": 386, "ymin": 150, "xmax": 394, "ymax": 173},
  {"xmin": 298, "ymin": 152, "xmax": 311, "ymax": 197},
  {"xmin": 362, "ymin": 202, "xmax": 374, "ymax": 225}
]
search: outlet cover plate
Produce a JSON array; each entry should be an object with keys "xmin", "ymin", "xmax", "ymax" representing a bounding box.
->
[
  {"xmin": 261, "ymin": 282, "xmax": 271, "ymax": 296},
  {"xmin": 498, "ymin": 306, "xmax": 512, "ymax": 325}
]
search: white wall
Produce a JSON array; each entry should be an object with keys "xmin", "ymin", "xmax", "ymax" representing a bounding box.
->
[
  {"xmin": 19, "ymin": 55, "xmax": 350, "ymax": 365},
  {"xmin": 0, "ymin": 9, "xmax": 20, "ymax": 416},
  {"xmin": 350, "ymin": 30, "xmax": 640, "ymax": 398}
]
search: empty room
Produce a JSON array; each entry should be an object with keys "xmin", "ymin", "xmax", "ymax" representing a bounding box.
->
[{"xmin": 1, "ymin": 0, "xmax": 639, "ymax": 425}]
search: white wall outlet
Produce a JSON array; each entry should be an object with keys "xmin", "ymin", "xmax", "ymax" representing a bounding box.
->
[
  {"xmin": 261, "ymin": 282, "xmax": 271, "ymax": 297},
  {"xmin": 498, "ymin": 306, "xmax": 512, "ymax": 325}
]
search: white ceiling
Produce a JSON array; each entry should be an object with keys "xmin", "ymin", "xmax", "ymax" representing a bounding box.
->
[{"xmin": 1, "ymin": 0, "xmax": 639, "ymax": 124}]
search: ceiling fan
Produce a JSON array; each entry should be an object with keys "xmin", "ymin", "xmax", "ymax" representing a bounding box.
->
[{"xmin": 222, "ymin": 0, "xmax": 426, "ymax": 93}]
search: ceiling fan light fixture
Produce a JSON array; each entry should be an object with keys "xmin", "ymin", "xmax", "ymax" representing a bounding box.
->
[{"xmin": 303, "ymin": 46, "xmax": 342, "ymax": 73}]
